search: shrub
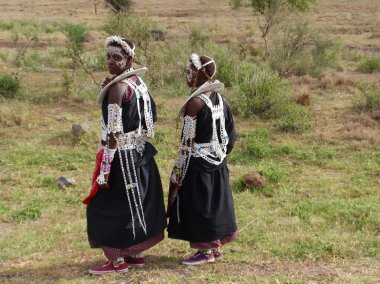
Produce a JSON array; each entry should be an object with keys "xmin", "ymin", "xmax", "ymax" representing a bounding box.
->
[
  {"xmin": 229, "ymin": 128, "xmax": 272, "ymax": 164},
  {"xmin": 275, "ymin": 103, "xmax": 312, "ymax": 133},
  {"xmin": 0, "ymin": 21, "xmax": 14, "ymax": 31},
  {"xmin": 270, "ymin": 20, "xmax": 339, "ymax": 76},
  {"xmin": 232, "ymin": 67, "xmax": 311, "ymax": 132},
  {"xmin": 105, "ymin": 0, "xmax": 132, "ymax": 13},
  {"xmin": 62, "ymin": 23, "xmax": 87, "ymax": 69},
  {"xmin": 61, "ymin": 72, "xmax": 74, "ymax": 98},
  {"xmin": 0, "ymin": 73, "xmax": 21, "ymax": 98},
  {"xmin": 83, "ymin": 48, "xmax": 107, "ymax": 72},
  {"xmin": 214, "ymin": 51, "xmax": 236, "ymax": 87},
  {"xmin": 233, "ymin": 67, "xmax": 291, "ymax": 118},
  {"xmin": 13, "ymin": 205, "xmax": 41, "ymax": 223},
  {"xmin": 354, "ymin": 84, "xmax": 380, "ymax": 112},
  {"xmin": 230, "ymin": 0, "xmax": 243, "ymax": 9},
  {"xmin": 12, "ymin": 32, "xmax": 39, "ymax": 68},
  {"xmin": 189, "ymin": 27, "xmax": 208, "ymax": 48},
  {"xmin": 243, "ymin": 128, "xmax": 271, "ymax": 159},
  {"xmin": 259, "ymin": 163, "xmax": 287, "ymax": 183},
  {"xmin": 357, "ymin": 56, "xmax": 380, "ymax": 73}
]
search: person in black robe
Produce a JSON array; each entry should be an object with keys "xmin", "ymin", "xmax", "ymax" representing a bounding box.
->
[
  {"xmin": 83, "ymin": 36, "xmax": 166, "ymax": 274},
  {"xmin": 167, "ymin": 53, "xmax": 238, "ymax": 265}
]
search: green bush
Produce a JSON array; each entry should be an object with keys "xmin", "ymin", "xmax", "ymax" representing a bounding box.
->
[
  {"xmin": 275, "ymin": 103, "xmax": 312, "ymax": 133},
  {"xmin": 189, "ymin": 27, "xmax": 208, "ymax": 48},
  {"xmin": 357, "ymin": 56, "xmax": 380, "ymax": 73},
  {"xmin": 270, "ymin": 21, "xmax": 339, "ymax": 76},
  {"xmin": 354, "ymin": 84, "xmax": 380, "ymax": 112},
  {"xmin": 243, "ymin": 129, "xmax": 271, "ymax": 159},
  {"xmin": 0, "ymin": 73, "xmax": 21, "ymax": 98},
  {"xmin": 62, "ymin": 23, "xmax": 87, "ymax": 63},
  {"xmin": 229, "ymin": 128, "xmax": 271, "ymax": 164},
  {"xmin": 0, "ymin": 21, "xmax": 14, "ymax": 30},
  {"xmin": 259, "ymin": 163, "xmax": 287, "ymax": 183},
  {"xmin": 13, "ymin": 205, "xmax": 41, "ymax": 223},
  {"xmin": 229, "ymin": 0, "xmax": 243, "ymax": 9},
  {"xmin": 233, "ymin": 67, "xmax": 291, "ymax": 118},
  {"xmin": 214, "ymin": 51, "xmax": 236, "ymax": 87},
  {"xmin": 61, "ymin": 72, "xmax": 74, "ymax": 98},
  {"xmin": 12, "ymin": 32, "xmax": 39, "ymax": 68},
  {"xmin": 231, "ymin": 67, "xmax": 311, "ymax": 132},
  {"xmin": 83, "ymin": 48, "xmax": 107, "ymax": 72}
]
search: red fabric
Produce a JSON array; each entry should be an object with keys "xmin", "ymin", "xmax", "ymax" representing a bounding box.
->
[{"xmin": 82, "ymin": 149, "xmax": 104, "ymax": 205}]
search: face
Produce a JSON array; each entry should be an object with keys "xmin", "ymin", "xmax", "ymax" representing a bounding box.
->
[
  {"xmin": 106, "ymin": 45, "xmax": 129, "ymax": 75},
  {"xmin": 185, "ymin": 63, "xmax": 197, "ymax": 88}
]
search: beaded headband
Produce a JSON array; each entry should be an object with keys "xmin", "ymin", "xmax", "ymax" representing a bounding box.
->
[
  {"xmin": 190, "ymin": 53, "xmax": 216, "ymax": 79},
  {"xmin": 105, "ymin": 35, "xmax": 135, "ymax": 58}
]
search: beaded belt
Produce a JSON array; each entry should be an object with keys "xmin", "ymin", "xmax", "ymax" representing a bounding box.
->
[{"xmin": 117, "ymin": 130, "xmax": 147, "ymax": 153}]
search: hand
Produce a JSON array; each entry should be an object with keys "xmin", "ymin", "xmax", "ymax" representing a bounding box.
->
[
  {"xmin": 98, "ymin": 181, "xmax": 109, "ymax": 189},
  {"xmin": 96, "ymin": 172, "xmax": 109, "ymax": 189}
]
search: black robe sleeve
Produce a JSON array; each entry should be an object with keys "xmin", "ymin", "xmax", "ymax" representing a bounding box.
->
[{"xmin": 224, "ymin": 99, "xmax": 236, "ymax": 154}]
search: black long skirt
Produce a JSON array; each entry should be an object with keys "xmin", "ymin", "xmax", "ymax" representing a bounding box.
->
[
  {"xmin": 168, "ymin": 164, "xmax": 237, "ymax": 243},
  {"xmin": 87, "ymin": 150, "xmax": 167, "ymax": 249}
]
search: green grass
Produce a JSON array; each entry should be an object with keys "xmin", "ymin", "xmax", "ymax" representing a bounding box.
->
[{"xmin": 0, "ymin": 2, "xmax": 380, "ymax": 283}]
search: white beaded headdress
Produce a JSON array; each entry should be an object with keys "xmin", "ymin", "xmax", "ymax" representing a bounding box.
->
[
  {"xmin": 190, "ymin": 53, "xmax": 216, "ymax": 78},
  {"xmin": 106, "ymin": 35, "xmax": 135, "ymax": 58}
]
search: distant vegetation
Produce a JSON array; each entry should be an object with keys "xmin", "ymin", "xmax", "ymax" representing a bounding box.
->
[{"xmin": 0, "ymin": 73, "xmax": 20, "ymax": 98}]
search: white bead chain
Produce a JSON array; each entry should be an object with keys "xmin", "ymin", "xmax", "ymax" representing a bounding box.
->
[
  {"xmin": 129, "ymin": 148, "xmax": 147, "ymax": 233},
  {"xmin": 124, "ymin": 149, "xmax": 147, "ymax": 235},
  {"xmin": 116, "ymin": 145, "xmax": 136, "ymax": 239}
]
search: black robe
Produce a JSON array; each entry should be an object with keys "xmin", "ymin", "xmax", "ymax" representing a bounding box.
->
[
  {"xmin": 87, "ymin": 79, "xmax": 167, "ymax": 248},
  {"xmin": 168, "ymin": 92, "xmax": 237, "ymax": 243}
]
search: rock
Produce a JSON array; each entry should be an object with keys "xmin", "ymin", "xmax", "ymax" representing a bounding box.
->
[
  {"xmin": 242, "ymin": 173, "xmax": 267, "ymax": 189},
  {"xmin": 151, "ymin": 29, "xmax": 165, "ymax": 41},
  {"xmin": 57, "ymin": 176, "xmax": 76, "ymax": 187},
  {"xmin": 295, "ymin": 93, "xmax": 311, "ymax": 106},
  {"xmin": 72, "ymin": 122, "xmax": 92, "ymax": 136},
  {"xmin": 370, "ymin": 109, "xmax": 380, "ymax": 121}
]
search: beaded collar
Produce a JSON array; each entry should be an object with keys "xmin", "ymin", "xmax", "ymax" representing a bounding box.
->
[
  {"xmin": 178, "ymin": 80, "xmax": 225, "ymax": 116},
  {"xmin": 97, "ymin": 67, "xmax": 148, "ymax": 104}
]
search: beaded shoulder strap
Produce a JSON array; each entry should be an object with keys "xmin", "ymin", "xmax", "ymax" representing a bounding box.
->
[
  {"xmin": 197, "ymin": 93, "xmax": 224, "ymax": 119},
  {"xmin": 122, "ymin": 77, "xmax": 155, "ymax": 138}
]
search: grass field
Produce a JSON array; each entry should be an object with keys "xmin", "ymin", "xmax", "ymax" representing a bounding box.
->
[{"xmin": 0, "ymin": 0, "xmax": 379, "ymax": 283}]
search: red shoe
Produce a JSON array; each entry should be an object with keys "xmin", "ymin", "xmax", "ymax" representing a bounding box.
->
[
  {"xmin": 88, "ymin": 261, "xmax": 128, "ymax": 275},
  {"xmin": 125, "ymin": 256, "xmax": 145, "ymax": 267},
  {"xmin": 114, "ymin": 262, "xmax": 129, "ymax": 273}
]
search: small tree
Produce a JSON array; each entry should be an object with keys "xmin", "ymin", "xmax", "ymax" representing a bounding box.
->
[
  {"xmin": 62, "ymin": 23, "xmax": 97, "ymax": 84},
  {"xmin": 232, "ymin": 0, "xmax": 314, "ymax": 50},
  {"xmin": 269, "ymin": 20, "xmax": 338, "ymax": 76},
  {"xmin": 12, "ymin": 32, "xmax": 39, "ymax": 68},
  {"xmin": 105, "ymin": 0, "xmax": 132, "ymax": 13}
]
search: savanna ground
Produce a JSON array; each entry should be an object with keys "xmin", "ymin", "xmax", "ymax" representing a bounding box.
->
[{"xmin": 0, "ymin": 0, "xmax": 379, "ymax": 283}]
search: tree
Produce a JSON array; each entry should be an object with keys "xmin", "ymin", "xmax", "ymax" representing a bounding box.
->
[
  {"xmin": 63, "ymin": 23, "xmax": 97, "ymax": 84},
  {"xmin": 233, "ymin": 0, "xmax": 314, "ymax": 50},
  {"xmin": 105, "ymin": 0, "xmax": 132, "ymax": 13}
]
